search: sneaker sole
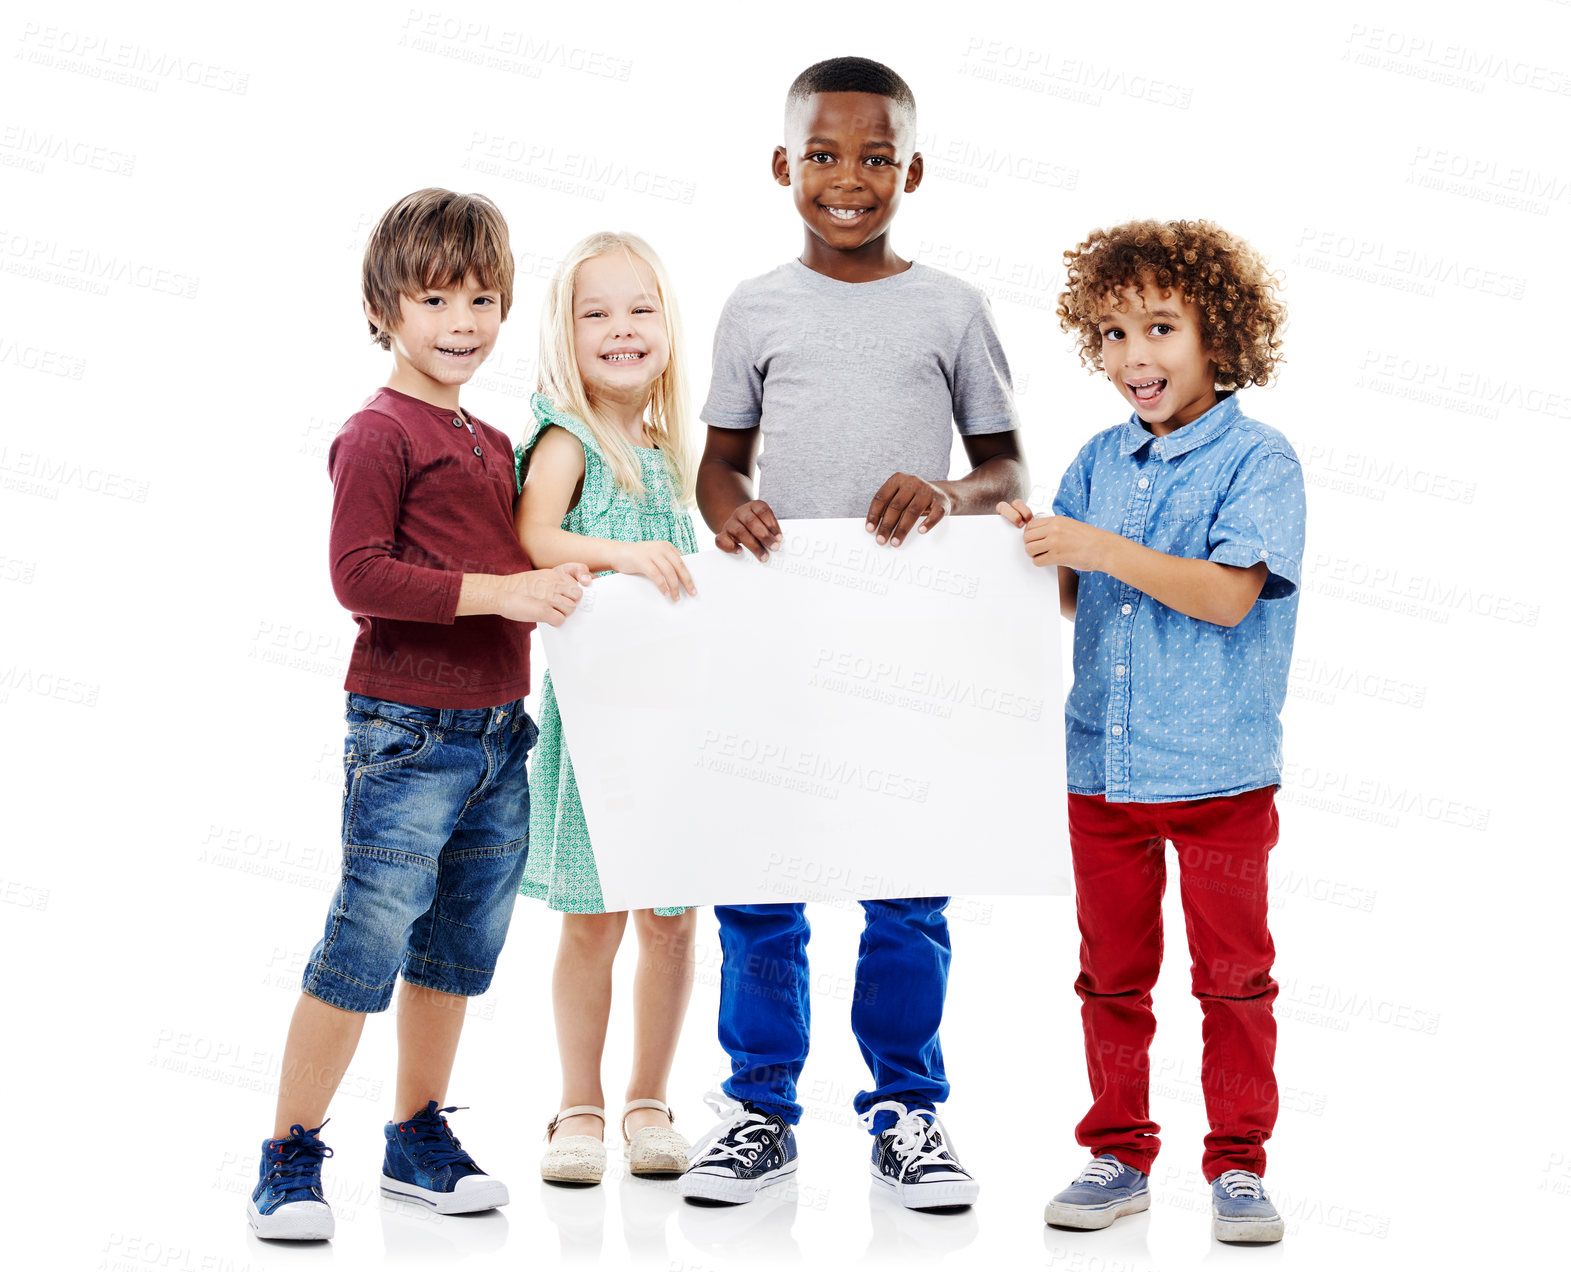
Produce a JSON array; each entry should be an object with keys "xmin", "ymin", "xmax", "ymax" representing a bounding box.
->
[
  {"xmin": 379, "ymin": 1174, "xmax": 509, "ymax": 1213},
  {"xmin": 1213, "ymin": 1214, "xmax": 1285, "ymax": 1244},
  {"xmin": 869, "ymin": 1164, "xmax": 979, "ymax": 1211},
  {"xmin": 678, "ymin": 1161, "xmax": 797, "ymax": 1206},
  {"xmin": 246, "ymin": 1198, "xmax": 334, "ymax": 1241},
  {"xmin": 1044, "ymin": 1190, "xmax": 1150, "ymax": 1230}
]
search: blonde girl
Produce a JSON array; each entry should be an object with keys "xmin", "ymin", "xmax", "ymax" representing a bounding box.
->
[{"xmin": 514, "ymin": 232, "xmax": 698, "ymax": 1185}]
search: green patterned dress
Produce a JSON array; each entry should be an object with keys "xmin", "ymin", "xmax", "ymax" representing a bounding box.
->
[{"xmin": 515, "ymin": 393, "xmax": 696, "ymax": 915}]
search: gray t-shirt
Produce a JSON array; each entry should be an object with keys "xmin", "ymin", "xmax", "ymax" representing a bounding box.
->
[{"xmin": 701, "ymin": 260, "xmax": 1019, "ymax": 519}]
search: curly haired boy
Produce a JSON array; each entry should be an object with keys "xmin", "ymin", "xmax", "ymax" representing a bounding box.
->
[{"xmin": 999, "ymin": 219, "xmax": 1304, "ymax": 1245}]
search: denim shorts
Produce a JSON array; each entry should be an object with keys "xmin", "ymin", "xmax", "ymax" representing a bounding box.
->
[{"xmin": 302, "ymin": 692, "xmax": 539, "ymax": 1013}]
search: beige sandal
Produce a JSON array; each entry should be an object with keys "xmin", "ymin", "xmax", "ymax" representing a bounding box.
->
[
  {"xmin": 622, "ymin": 1099, "xmax": 690, "ymax": 1179},
  {"xmin": 541, "ymin": 1105, "xmax": 607, "ymax": 1185}
]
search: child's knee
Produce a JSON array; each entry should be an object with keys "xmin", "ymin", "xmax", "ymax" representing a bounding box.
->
[
  {"xmin": 560, "ymin": 910, "xmax": 627, "ymax": 958},
  {"xmin": 1194, "ymin": 954, "xmax": 1276, "ymax": 998},
  {"xmin": 634, "ymin": 908, "xmax": 697, "ymax": 956}
]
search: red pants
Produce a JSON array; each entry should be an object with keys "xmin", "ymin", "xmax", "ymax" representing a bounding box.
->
[{"xmin": 1068, "ymin": 786, "xmax": 1279, "ymax": 1181}]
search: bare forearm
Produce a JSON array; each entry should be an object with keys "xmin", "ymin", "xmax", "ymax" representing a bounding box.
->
[
  {"xmin": 1094, "ymin": 536, "xmax": 1263, "ymax": 627},
  {"xmin": 518, "ymin": 523, "xmax": 625, "ymax": 574},
  {"xmin": 455, "ymin": 573, "xmax": 513, "ymax": 618},
  {"xmin": 456, "ymin": 565, "xmax": 590, "ymax": 625},
  {"xmin": 936, "ymin": 453, "xmax": 1029, "ymax": 515},
  {"xmin": 697, "ymin": 458, "xmax": 756, "ymax": 533}
]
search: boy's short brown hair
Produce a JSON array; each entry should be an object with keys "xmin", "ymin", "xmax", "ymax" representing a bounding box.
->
[
  {"xmin": 1058, "ymin": 219, "xmax": 1285, "ymax": 389},
  {"xmin": 361, "ymin": 189, "xmax": 514, "ymax": 349}
]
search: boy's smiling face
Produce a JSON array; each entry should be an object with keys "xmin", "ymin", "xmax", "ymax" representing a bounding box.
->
[
  {"xmin": 774, "ymin": 91, "xmax": 922, "ymax": 258},
  {"xmin": 370, "ymin": 272, "xmax": 500, "ymax": 402},
  {"xmin": 1097, "ymin": 282, "xmax": 1219, "ymax": 434}
]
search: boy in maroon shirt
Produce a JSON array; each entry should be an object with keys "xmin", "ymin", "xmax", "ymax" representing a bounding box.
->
[{"xmin": 246, "ymin": 189, "xmax": 591, "ymax": 1241}]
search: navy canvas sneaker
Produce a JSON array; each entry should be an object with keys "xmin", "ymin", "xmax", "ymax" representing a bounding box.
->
[
  {"xmin": 247, "ymin": 1121, "xmax": 335, "ymax": 1240},
  {"xmin": 678, "ymin": 1092, "xmax": 798, "ymax": 1206},
  {"xmin": 380, "ymin": 1101, "xmax": 509, "ymax": 1213},
  {"xmin": 1043, "ymin": 1154, "xmax": 1151, "ymax": 1229},
  {"xmin": 1211, "ymin": 1169, "xmax": 1285, "ymax": 1243},
  {"xmin": 860, "ymin": 1101, "xmax": 979, "ymax": 1211}
]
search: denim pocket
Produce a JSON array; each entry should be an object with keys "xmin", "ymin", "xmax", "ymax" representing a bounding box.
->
[
  {"xmin": 352, "ymin": 715, "xmax": 434, "ymax": 774},
  {"xmin": 511, "ymin": 710, "xmax": 540, "ymax": 751}
]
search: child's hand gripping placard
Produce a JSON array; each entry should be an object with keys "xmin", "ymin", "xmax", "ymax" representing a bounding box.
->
[{"xmin": 540, "ymin": 516, "xmax": 1068, "ymax": 910}]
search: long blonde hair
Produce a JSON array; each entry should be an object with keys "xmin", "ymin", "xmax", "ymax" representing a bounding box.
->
[{"xmin": 537, "ymin": 232, "xmax": 694, "ymax": 504}]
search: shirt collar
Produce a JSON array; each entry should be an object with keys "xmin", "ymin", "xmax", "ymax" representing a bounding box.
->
[{"xmin": 1115, "ymin": 391, "xmax": 1240, "ymax": 461}]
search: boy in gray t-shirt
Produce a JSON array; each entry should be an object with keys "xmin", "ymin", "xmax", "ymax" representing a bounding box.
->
[{"xmin": 680, "ymin": 55, "xmax": 1027, "ymax": 1214}]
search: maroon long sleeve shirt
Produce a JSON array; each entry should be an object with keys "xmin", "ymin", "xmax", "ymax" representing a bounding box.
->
[{"xmin": 327, "ymin": 387, "xmax": 534, "ymax": 708}]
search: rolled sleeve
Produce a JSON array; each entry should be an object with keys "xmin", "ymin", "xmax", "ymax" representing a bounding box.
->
[
  {"xmin": 1208, "ymin": 449, "xmax": 1306, "ymax": 599},
  {"xmin": 1051, "ymin": 446, "xmax": 1092, "ymax": 520}
]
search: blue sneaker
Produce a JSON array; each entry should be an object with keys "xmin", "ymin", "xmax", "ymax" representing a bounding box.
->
[
  {"xmin": 247, "ymin": 1121, "xmax": 334, "ymax": 1240},
  {"xmin": 1211, "ymin": 1169, "xmax": 1284, "ymax": 1243},
  {"xmin": 678, "ymin": 1092, "xmax": 798, "ymax": 1206},
  {"xmin": 380, "ymin": 1102, "xmax": 509, "ymax": 1213},
  {"xmin": 860, "ymin": 1101, "xmax": 979, "ymax": 1211},
  {"xmin": 1043, "ymin": 1154, "xmax": 1150, "ymax": 1229}
]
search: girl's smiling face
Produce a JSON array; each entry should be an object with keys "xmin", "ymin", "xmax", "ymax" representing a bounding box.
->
[
  {"xmin": 572, "ymin": 250, "xmax": 670, "ymax": 418},
  {"xmin": 1097, "ymin": 283, "xmax": 1219, "ymax": 434}
]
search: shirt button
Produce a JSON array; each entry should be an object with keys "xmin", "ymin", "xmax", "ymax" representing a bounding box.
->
[
  {"xmin": 1138, "ymin": 477, "xmax": 1150, "ymax": 490},
  {"xmin": 1111, "ymin": 725, "xmax": 1124, "ymax": 736},
  {"xmin": 1121, "ymin": 603, "xmax": 1133, "ymax": 615},
  {"xmin": 452, "ymin": 418, "xmax": 464, "ymax": 428},
  {"xmin": 1115, "ymin": 664, "xmax": 1126, "ymax": 676},
  {"xmin": 473, "ymin": 446, "xmax": 484, "ymax": 457}
]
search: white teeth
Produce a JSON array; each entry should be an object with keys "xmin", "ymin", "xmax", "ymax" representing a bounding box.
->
[
  {"xmin": 603, "ymin": 352, "xmax": 643, "ymax": 361},
  {"xmin": 439, "ymin": 347, "xmax": 475, "ymax": 355},
  {"xmin": 826, "ymin": 208, "xmax": 865, "ymax": 220}
]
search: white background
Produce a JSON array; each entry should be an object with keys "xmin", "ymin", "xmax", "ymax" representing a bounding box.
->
[{"xmin": 2, "ymin": 1, "xmax": 1564, "ymax": 1269}]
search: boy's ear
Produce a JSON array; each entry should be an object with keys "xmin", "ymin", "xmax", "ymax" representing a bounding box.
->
[
  {"xmin": 363, "ymin": 297, "xmax": 394, "ymax": 338},
  {"xmin": 771, "ymin": 145, "xmax": 790, "ymax": 187},
  {"xmin": 904, "ymin": 151, "xmax": 924, "ymax": 194}
]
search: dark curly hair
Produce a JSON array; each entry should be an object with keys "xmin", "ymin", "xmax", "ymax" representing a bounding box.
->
[{"xmin": 1057, "ymin": 219, "xmax": 1285, "ymax": 389}]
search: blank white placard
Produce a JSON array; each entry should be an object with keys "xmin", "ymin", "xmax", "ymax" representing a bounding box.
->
[{"xmin": 540, "ymin": 516, "xmax": 1069, "ymax": 910}]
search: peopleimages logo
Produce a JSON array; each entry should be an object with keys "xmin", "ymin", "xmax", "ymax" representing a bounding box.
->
[
  {"xmin": 696, "ymin": 730, "xmax": 931, "ymax": 804},
  {"xmin": 809, "ymin": 648, "xmax": 1043, "ymax": 721}
]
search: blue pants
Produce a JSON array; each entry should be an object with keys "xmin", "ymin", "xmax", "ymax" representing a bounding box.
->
[{"xmin": 715, "ymin": 899, "xmax": 951, "ymax": 1133}]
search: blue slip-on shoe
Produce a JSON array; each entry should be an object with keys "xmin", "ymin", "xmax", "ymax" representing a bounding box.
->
[
  {"xmin": 381, "ymin": 1101, "xmax": 509, "ymax": 1214},
  {"xmin": 678, "ymin": 1091, "xmax": 798, "ymax": 1206},
  {"xmin": 247, "ymin": 1121, "xmax": 335, "ymax": 1240},
  {"xmin": 860, "ymin": 1101, "xmax": 979, "ymax": 1211},
  {"xmin": 1043, "ymin": 1153, "xmax": 1151, "ymax": 1229},
  {"xmin": 1211, "ymin": 1169, "xmax": 1284, "ymax": 1243}
]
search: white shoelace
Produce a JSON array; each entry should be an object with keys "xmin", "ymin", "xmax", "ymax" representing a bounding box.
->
[
  {"xmin": 1216, "ymin": 1170, "xmax": 1265, "ymax": 1199},
  {"xmin": 857, "ymin": 1101, "xmax": 965, "ymax": 1177},
  {"xmin": 1073, "ymin": 1156, "xmax": 1127, "ymax": 1187},
  {"xmin": 688, "ymin": 1091, "xmax": 772, "ymax": 1166}
]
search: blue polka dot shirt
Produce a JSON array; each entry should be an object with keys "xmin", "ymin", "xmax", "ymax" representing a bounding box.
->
[{"xmin": 1053, "ymin": 392, "xmax": 1306, "ymax": 803}]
